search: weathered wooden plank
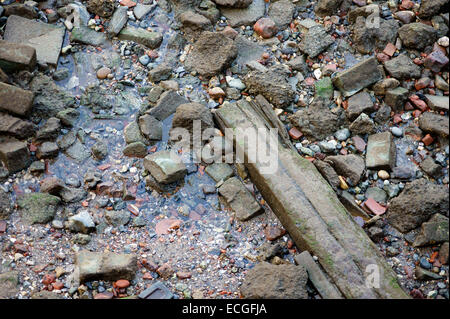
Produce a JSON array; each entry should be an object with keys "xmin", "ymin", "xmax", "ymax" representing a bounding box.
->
[{"xmin": 214, "ymin": 97, "xmax": 409, "ymax": 299}]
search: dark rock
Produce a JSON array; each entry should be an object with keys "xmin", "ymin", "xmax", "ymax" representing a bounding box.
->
[
  {"xmin": 107, "ymin": 5, "xmax": 128, "ymax": 37},
  {"xmin": 352, "ymin": 16, "xmax": 399, "ymax": 54},
  {"xmin": 415, "ymin": 266, "xmax": 444, "ymax": 280},
  {"xmin": 418, "ymin": 0, "xmax": 449, "ymax": 18},
  {"xmin": 179, "ymin": 11, "xmax": 213, "ymax": 38},
  {"xmin": 171, "ymin": 102, "xmax": 214, "ymax": 134},
  {"xmin": 385, "ymin": 87, "xmax": 409, "ymax": 111},
  {"xmin": 314, "ymin": 160, "xmax": 341, "ymax": 191},
  {"xmin": 325, "ymin": 154, "xmax": 365, "ymax": 185},
  {"xmin": 0, "ymin": 82, "xmax": 34, "ymax": 117},
  {"xmin": 299, "ymin": 25, "xmax": 334, "ymax": 58},
  {"xmin": 0, "ymin": 40, "xmax": 36, "ymax": 72},
  {"xmin": 185, "ymin": 31, "xmax": 237, "ymax": 77},
  {"xmin": 268, "ymin": 0, "xmax": 295, "ymax": 29},
  {"xmin": 387, "ymin": 178, "xmax": 449, "ymax": 233},
  {"xmin": 420, "ymin": 157, "xmax": 442, "ymax": 179},
  {"xmin": 29, "ymin": 74, "xmax": 76, "ymax": 121},
  {"xmin": 315, "ymin": 0, "xmax": 344, "ymax": 17},
  {"xmin": 0, "ymin": 112, "xmax": 36, "ymax": 139},
  {"xmin": 37, "ymin": 142, "xmax": 59, "ymax": 159},
  {"xmin": 147, "ymin": 90, "xmax": 189, "ymax": 121},
  {"xmin": 418, "ymin": 112, "xmax": 449, "ymax": 137},
  {"xmin": 333, "ymin": 57, "xmax": 383, "ymax": 97},
  {"xmin": 213, "ymin": 0, "xmax": 252, "ymax": 7},
  {"xmin": 220, "ymin": 0, "xmax": 265, "ymax": 27},
  {"xmin": 413, "ymin": 213, "xmax": 449, "ymax": 247},
  {"xmin": 0, "ymin": 137, "xmax": 31, "ymax": 173},
  {"xmin": 91, "ymin": 140, "xmax": 108, "ymax": 160},
  {"xmin": 289, "ymin": 97, "xmax": 346, "ymax": 141},
  {"xmin": 36, "ymin": 117, "xmax": 61, "ymax": 141},
  {"xmin": 148, "ymin": 63, "xmax": 172, "ymax": 82},
  {"xmin": 123, "ymin": 142, "xmax": 148, "ymax": 158},
  {"xmin": 349, "ymin": 113, "xmax": 376, "ymax": 135},
  {"xmin": 86, "ymin": 0, "xmax": 115, "ymax": 18},
  {"xmin": 139, "ymin": 114, "xmax": 162, "ymax": 142},
  {"xmin": 368, "ymin": 226, "xmax": 384, "ymax": 242},
  {"xmin": 398, "ymin": 23, "xmax": 437, "ymax": 50},
  {"xmin": 384, "ymin": 54, "xmax": 421, "ymax": 80},
  {"xmin": 244, "ymin": 66, "xmax": 295, "ymax": 108},
  {"xmin": 346, "ymin": 91, "xmax": 374, "ymax": 121}
]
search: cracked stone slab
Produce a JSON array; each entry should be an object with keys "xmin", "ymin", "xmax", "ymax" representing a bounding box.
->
[{"xmin": 4, "ymin": 15, "xmax": 64, "ymax": 66}]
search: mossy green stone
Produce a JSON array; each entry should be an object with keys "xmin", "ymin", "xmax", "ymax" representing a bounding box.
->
[{"xmin": 18, "ymin": 193, "xmax": 60, "ymax": 224}]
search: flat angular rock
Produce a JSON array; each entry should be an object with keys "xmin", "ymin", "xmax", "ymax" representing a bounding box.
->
[
  {"xmin": 314, "ymin": 160, "xmax": 340, "ymax": 191},
  {"xmin": 124, "ymin": 121, "xmax": 146, "ymax": 144},
  {"xmin": 346, "ymin": 91, "xmax": 374, "ymax": 121},
  {"xmin": 76, "ymin": 250, "xmax": 138, "ymax": 282},
  {"xmin": 171, "ymin": 102, "xmax": 214, "ymax": 133},
  {"xmin": 418, "ymin": 112, "xmax": 449, "ymax": 137},
  {"xmin": 218, "ymin": 177, "xmax": 263, "ymax": 221},
  {"xmin": 240, "ymin": 262, "xmax": 308, "ymax": 299},
  {"xmin": 385, "ymin": 87, "xmax": 409, "ymax": 111},
  {"xmin": 289, "ymin": 97, "xmax": 346, "ymax": 141},
  {"xmin": 0, "ymin": 82, "xmax": 34, "ymax": 117},
  {"xmin": 185, "ymin": 31, "xmax": 237, "ymax": 77},
  {"xmin": 70, "ymin": 27, "xmax": 108, "ymax": 47},
  {"xmin": 0, "ymin": 112, "xmax": 36, "ymax": 139},
  {"xmin": 37, "ymin": 142, "xmax": 59, "ymax": 159},
  {"xmin": 138, "ymin": 282, "xmax": 174, "ymax": 299},
  {"xmin": 244, "ymin": 66, "xmax": 295, "ymax": 108},
  {"xmin": 299, "ymin": 25, "xmax": 334, "ymax": 58},
  {"xmin": 268, "ymin": 0, "xmax": 295, "ymax": 29},
  {"xmin": 213, "ymin": 0, "xmax": 253, "ymax": 7},
  {"xmin": 332, "ymin": 57, "xmax": 383, "ymax": 97},
  {"xmin": 65, "ymin": 140, "xmax": 91, "ymax": 162},
  {"xmin": 366, "ymin": 132, "xmax": 396, "ymax": 170},
  {"xmin": 4, "ymin": 15, "xmax": 64, "ymax": 66},
  {"xmin": 123, "ymin": 141, "xmax": 148, "ymax": 158},
  {"xmin": 118, "ymin": 27, "xmax": 163, "ymax": 49},
  {"xmin": 398, "ymin": 23, "xmax": 437, "ymax": 50},
  {"xmin": 205, "ymin": 163, "xmax": 234, "ymax": 182},
  {"xmin": 420, "ymin": 157, "xmax": 442, "ymax": 178},
  {"xmin": 3, "ymin": 3, "xmax": 38, "ymax": 19},
  {"xmin": 147, "ymin": 91, "xmax": 189, "ymax": 121},
  {"xmin": 387, "ymin": 179, "xmax": 449, "ymax": 233},
  {"xmin": 413, "ymin": 213, "xmax": 449, "ymax": 247},
  {"xmin": 133, "ymin": 4, "xmax": 154, "ymax": 20},
  {"xmin": 107, "ymin": 6, "xmax": 128, "ymax": 37},
  {"xmin": 384, "ymin": 54, "xmax": 421, "ymax": 80},
  {"xmin": 424, "ymin": 95, "xmax": 449, "ymax": 112},
  {"xmin": 144, "ymin": 150, "xmax": 187, "ymax": 184},
  {"xmin": 0, "ymin": 40, "xmax": 36, "ymax": 72},
  {"xmin": 220, "ymin": 0, "xmax": 265, "ymax": 27},
  {"xmin": 138, "ymin": 114, "xmax": 162, "ymax": 141},
  {"xmin": 17, "ymin": 192, "xmax": 60, "ymax": 224},
  {"xmin": 0, "ymin": 137, "xmax": 30, "ymax": 173},
  {"xmin": 325, "ymin": 154, "xmax": 365, "ymax": 185}
]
